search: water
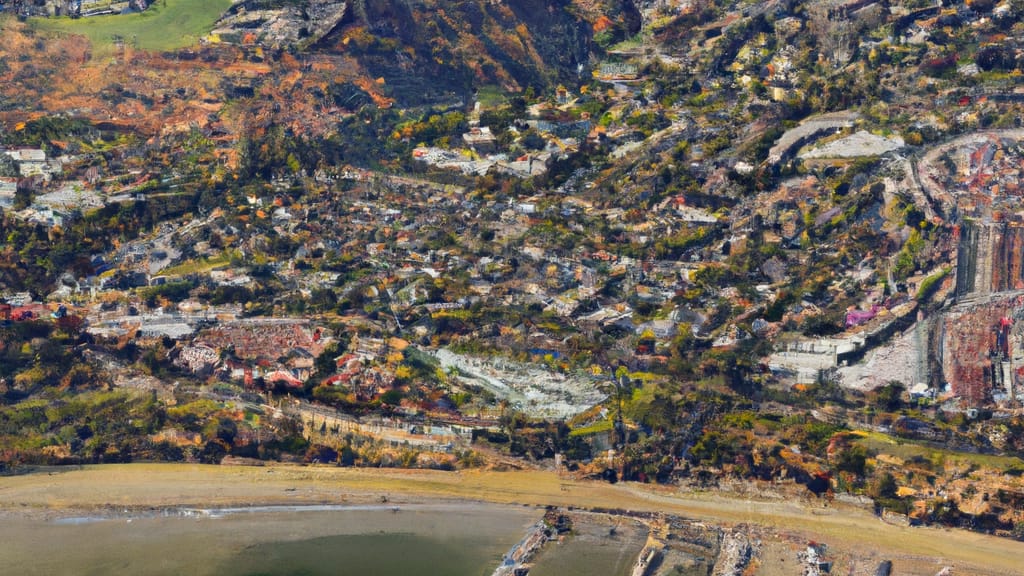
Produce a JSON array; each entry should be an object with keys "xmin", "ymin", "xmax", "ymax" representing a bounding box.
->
[
  {"xmin": 0, "ymin": 504, "xmax": 538, "ymax": 576},
  {"xmin": 1, "ymin": 504, "xmax": 648, "ymax": 576},
  {"xmin": 527, "ymin": 513, "xmax": 647, "ymax": 576},
  {"xmin": 227, "ymin": 532, "xmax": 495, "ymax": 576}
]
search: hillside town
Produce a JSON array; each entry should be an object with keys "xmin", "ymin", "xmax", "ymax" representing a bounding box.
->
[{"xmin": 4, "ymin": 0, "xmax": 1024, "ymax": 557}]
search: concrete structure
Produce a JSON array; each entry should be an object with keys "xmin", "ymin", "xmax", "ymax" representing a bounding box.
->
[
  {"xmin": 4, "ymin": 148, "xmax": 59, "ymax": 178},
  {"xmin": 799, "ymin": 130, "xmax": 905, "ymax": 159},
  {"xmin": 767, "ymin": 111, "xmax": 861, "ymax": 164},
  {"xmin": 462, "ymin": 126, "xmax": 496, "ymax": 152}
]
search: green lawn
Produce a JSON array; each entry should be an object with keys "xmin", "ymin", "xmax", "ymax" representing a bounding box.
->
[
  {"xmin": 475, "ymin": 85, "xmax": 509, "ymax": 108},
  {"xmin": 855, "ymin": 429, "xmax": 1024, "ymax": 472},
  {"xmin": 30, "ymin": 0, "xmax": 231, "ymax": 51},
  {"xmin": 157, "ymin": 252, "xmax": 231, "ymax": 277},
  {"xmin": 569, "ymin": 419, "xmax": 612, "ymax": 437}
]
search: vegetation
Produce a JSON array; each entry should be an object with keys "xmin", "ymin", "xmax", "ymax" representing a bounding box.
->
[
  {"xmin": 30, "ymin": 0, "xmax": 232, "ymax": 52},
  {"xmin": 2, "ymin": 0, "xmax": 1024, "ymax": 545},
  {"xmin": 916, "ymin": 267, "xmax": 950, "ymax": 302}
]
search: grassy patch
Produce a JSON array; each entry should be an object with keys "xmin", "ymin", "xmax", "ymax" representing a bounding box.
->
[
  {"xmin": 626, "ymin": 371, "xmax": 660, "ymax": 384},
  {"xmin": 431, "ymin": 309, "xmax": 473, "ymax": 321},
  {"xmin": 609, "ymin": 34, "xmax": 646, "ymax": 52},
  {"xmin": 856, "ymin": 430, "xmax": 1024, "ymax": 471},
  {"xmin": 915, "ymin": 267, "xmax": 950, "ymax": 302},
  {"xmin": 475, "ymin": 85, "xmax": 508, "ymax": 108},
  {"xmin": 30, "ymin": 0, "xmax": 231, "ymax": 52},
  {"xmin": 569, "ymin": 419, "xmax": 613, "ymax": 437},
  {"xmin": 158, "ymin": 253, "xmax": 231, "ymax": 277}
]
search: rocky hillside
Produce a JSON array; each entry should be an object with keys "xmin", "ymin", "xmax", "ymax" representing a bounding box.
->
[
  {"xmin": 212, "ymin": 0, "xmax": 350, "ymax": 48},
  {"xmin": 317, "ymin": 0, "xmax": 602, "ymax": 106},
  {"xmin": 213, "ymin": 0, "xmax": 643, "ymax": 106}
]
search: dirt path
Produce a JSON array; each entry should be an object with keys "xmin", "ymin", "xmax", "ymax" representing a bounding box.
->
[{"xmin": 2, "ymin": 464, "xmax": 1022, "ymax": 574}]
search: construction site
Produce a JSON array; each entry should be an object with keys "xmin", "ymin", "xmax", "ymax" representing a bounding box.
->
[
  {"xmin": 938, "ymin": 292, "xmax": 1024, "ymax": 407},
  {"xmin": 927, "ymin": 133, "xmax": 1024, "ymax": 408},
  {"xmin": 774, "ymin": 131, "xmax": 1024, "ymax": 409},
  {"xmin": 955, "ymin": 219, "xmax": 1024, "ymax": 298}
]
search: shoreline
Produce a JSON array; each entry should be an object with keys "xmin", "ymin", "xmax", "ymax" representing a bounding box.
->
[
  {"xmin": 48, "ymin": 501, "xmax": 520, "ymax": 525},
  {"xmin": 0, "ymin": 464, "xmax": 497, "ymax": 521},
  {"xmin": 2, "ymin": 463, "xmax": 1024, "ymax": 574}
]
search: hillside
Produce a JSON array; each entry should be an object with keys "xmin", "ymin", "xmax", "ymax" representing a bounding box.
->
[
  {"xmin": 2, "ymin": 0, "xmax": 631, "ymax": 134},
  {"xmin": 4, "ymin": 0, "xmax": 1024, "ymax": 555}
]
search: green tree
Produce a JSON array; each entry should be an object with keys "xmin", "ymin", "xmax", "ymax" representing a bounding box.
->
[
  {"xmin": 835, "ymin": 444, "xmax": 868, "ymax": 477},
  {"xmin": 875, "ymin": 382, "xmax": 904, "ymax": 412},
  {"xmin": 0, "ymin": 153, "xmax": 17, "ymax": 177},
  {"xmin": 870, "ymin": 471, "xmax": 898, "ymax": 500}
]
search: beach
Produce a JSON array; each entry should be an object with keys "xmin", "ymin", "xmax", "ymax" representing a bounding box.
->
[{"xmin": 2, "ymin": 464, "xmax": 1023, "ymax": 575}]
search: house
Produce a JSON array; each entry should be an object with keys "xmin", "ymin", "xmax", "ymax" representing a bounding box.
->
[
  {"xmin": 3, "ymin": 292, "xmax": 33, "ymax": 306},
  {"xmin": 11, "ymin": 303, "xmax": 50, "ymax": 321},
  {"xmin": 555, "ymin": 85, "xmax": 570, "ymax": 104},
  {"xmin": 286, "ymin": 347, "xmax": 316, "ymax": 380},
  {"xmin": 334, "ymin": 353, "xmax": 360, "ymax": 371},
  {"xmin": 595, "ymin": 62, "xmax": 639, "ymax": 81},
  {"xmin": 495, "ymin": 153, "xmax": 553, "ymax": 178},
  {"xmin": 636, "ymin": 319, "xmax": 677, "ymax": 340},
  {"xmin": 712, "ymin": 324, "xmax": 751, "ymax": 349},
  {"xmin": 264, "ymin": 369, "xmax": 304, "ymax": 389},
  {"xmin": 4, "ymin": 148, "xmax": 59, "ymax": 178},
  {"xmin": 176, "ymin": 343, "xmax": 220, "ymax": 374},
  {"xmin": 469, "ymin": 280, "xmax": 494, "ymax": 296},
  {"xmin": 909, "ymin": 382, "xmax": 935, "ymax": 400},
  {"xmin": 545, "ymin": 294, "xmax": 578, "ymax": 317},
  {"xmin": 221, "ymin": 358, "xmax": 249, "ymax": 381},
  {"xmin": 15, "ymin": 206, "xmax": 66, "ymax": 227},
  {"xmin": 352, "ymin": 334, "xmax": 388, "ymax": 359},
  {"xmin": 462, "ymin": 126, "xmax": 496, "ymax": 152}
]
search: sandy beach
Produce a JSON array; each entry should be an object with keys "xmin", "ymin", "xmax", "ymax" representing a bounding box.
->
[{"xmin": 2, "ymin": 463, "xmax": 1023, "ymax": 575}]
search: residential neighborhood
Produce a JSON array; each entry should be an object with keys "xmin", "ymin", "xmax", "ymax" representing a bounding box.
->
[{"xmin": 4, "ymin": 0, "xmax": 1024, "ymax": 565}]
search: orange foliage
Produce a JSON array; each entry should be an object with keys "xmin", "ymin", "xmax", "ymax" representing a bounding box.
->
[
  {"xmin": 354, "ymin": 77, "xmax": 394, "ymax": 109},
  {"xmin": 593, "ymin": 15, "xmax": 614, "ymax": 32},
  {"xmin": 279, "ymin": 51, "xmax": 300, "ymax": 69},
  {"xmin": 280, "ymin": 69, "xmax": 303, "ymax": 91}
]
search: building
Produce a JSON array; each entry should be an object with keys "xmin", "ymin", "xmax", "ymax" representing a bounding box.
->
[
  {"xmin": 4, "ymin": 149, "xmax": 59, "ymax": 178},
  {"xmin": 462, "ymin": 126, "xmax": 496, "ymax": 153}
]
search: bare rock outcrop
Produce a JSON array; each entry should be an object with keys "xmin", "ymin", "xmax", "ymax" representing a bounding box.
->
[
  {"xmin": 710, "ymin": 529, "xmax": 756, "ymax": 576},
  {"xmin": 212, "ymin": 0, "xmax": 347, "ymax": 48}
]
